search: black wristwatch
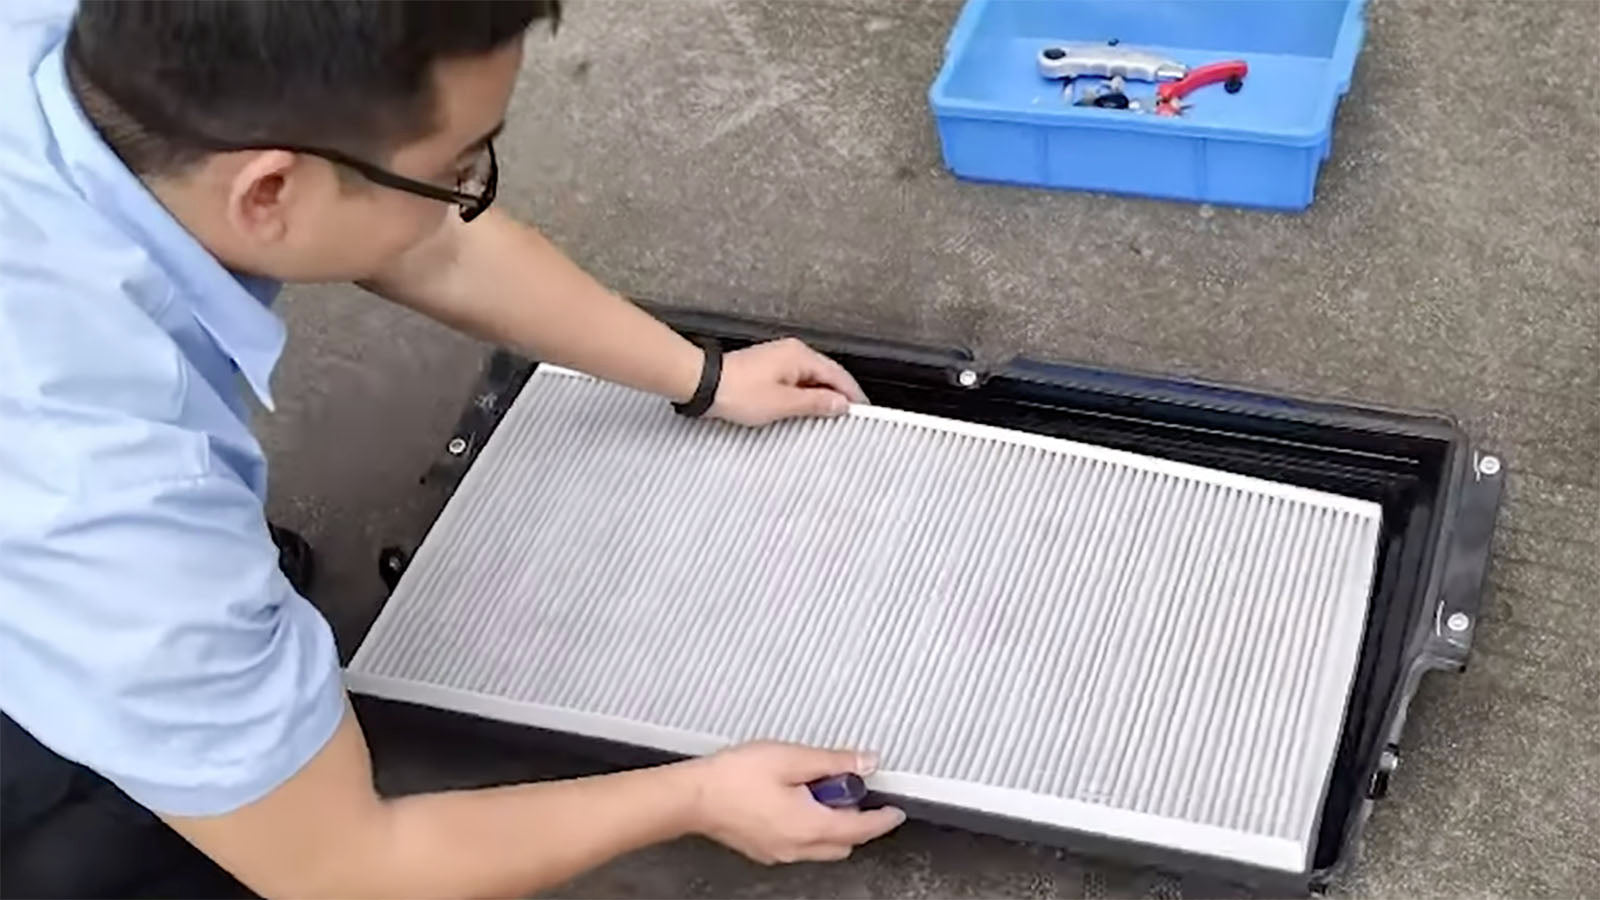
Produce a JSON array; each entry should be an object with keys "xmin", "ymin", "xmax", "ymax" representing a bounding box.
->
[{"xmin": 672, "ymin": 339, "xmax": 723, "ymax": 418}]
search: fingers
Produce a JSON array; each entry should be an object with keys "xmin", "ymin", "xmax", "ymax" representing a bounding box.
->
[
  {"xmin": 788, "ymin": 343, "xmax": 868, "ymax": 404},
  {"xmin": 698, "ymin": 742, "xmax": 903, "ymax": 867},
  {"xmin": 774, "ymin": 387, "xmax": 849, "ymax": 421},
  {"xmin": 799, "ymin": 843, "xmax": 854, "ymax": 863},
  {"xmin": 716, "ymin": 339, "xmax": 867, "ymax": 425},
  {"xmin": 820, "ymin": 806, "xmax": 907, "ymax": 845},
  {"xmin": 768, "ymin": 807, "xmax": 905, "ymax": 864},
  {"xmin": 773, "ymin": 744, "xmax": 879, "ymax": 782},
  {"xmin": 752, "ymin": 337, "xmax": 867, "ymax": 404}
]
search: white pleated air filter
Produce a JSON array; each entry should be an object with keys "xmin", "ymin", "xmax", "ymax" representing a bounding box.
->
[{"xmin": 348, "ymin": 366, "xmax": 1383, "ymax": 873}]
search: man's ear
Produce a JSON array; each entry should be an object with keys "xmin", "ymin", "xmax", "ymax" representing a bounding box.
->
[{"xmin": 224, "ymin": 149, "xmax": 300, "ymax": 244}]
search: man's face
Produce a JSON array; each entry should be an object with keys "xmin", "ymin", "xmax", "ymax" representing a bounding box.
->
[{"xmin": 219, "ymin": 39, "xmax": 524, "ymax": 282}]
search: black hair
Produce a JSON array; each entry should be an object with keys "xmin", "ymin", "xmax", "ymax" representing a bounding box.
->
[{"xmin": 68, "ymin": 0, "xmax": 560, "ymax": 176}]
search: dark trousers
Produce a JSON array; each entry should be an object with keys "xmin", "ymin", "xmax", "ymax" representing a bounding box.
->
[
  {"xmin": 1, "ymin": 527, "xmax": 312, "ymax": 897},
  {"xmin": 0, "ymin": 712, "xmax": 253, "ymax": 899}
]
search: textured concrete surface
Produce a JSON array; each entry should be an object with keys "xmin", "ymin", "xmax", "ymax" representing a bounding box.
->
[{"xmin": 257, "ymin": 0, "xmax": 1600, "ymax": 896}]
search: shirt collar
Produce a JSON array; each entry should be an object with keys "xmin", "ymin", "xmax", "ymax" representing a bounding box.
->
[{"xmin": 32, "ymin": 43, "xmax": 286, "ymax": 410}]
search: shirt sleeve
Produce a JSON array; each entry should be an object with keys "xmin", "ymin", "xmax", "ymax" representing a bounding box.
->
[{"xmin": 0, "ymin": 466, "xmax": 346, "ymax": 817}]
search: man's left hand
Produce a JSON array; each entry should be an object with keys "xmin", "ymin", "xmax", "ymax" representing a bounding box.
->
[{"xmin": 711, "ymin": 338, "xmax": 868, "ymax": 427}]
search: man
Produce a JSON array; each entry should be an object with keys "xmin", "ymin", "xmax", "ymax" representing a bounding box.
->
[{"xmin": 0, "ymin": 1, "xmax": 905, "ymax": 896}]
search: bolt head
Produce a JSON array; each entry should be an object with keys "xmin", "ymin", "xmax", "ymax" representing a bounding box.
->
[
  {"xmin": 957, "ymin": 369, "xmax": 979, "ymax": 388},
  {"xmin": 1446, "ymin": 612, "xmax": 1471, "ymax": 633},
  {"xmin": 447, "ymin": 437, "xmax": 468, "ymax": 456},
  {"xmin": 1477, "ymin": 454, "xmax": 1501, "ymax": 477}
]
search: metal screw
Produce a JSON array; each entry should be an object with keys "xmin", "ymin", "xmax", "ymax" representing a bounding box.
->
[
  {"xmin": 1477, "ymin": 454, "xmax": 1501, "ymax": 477},
  {"xmin": 957, "ymin": 369, "xmax": 979, "ymax": 388},
  {"xmin": 1446, "ymin": 612, "xmax": 1471, "ymax": 633},
  {"xmin": 447, "ymin": 437, "xmax": 468, "ymax": 456}
]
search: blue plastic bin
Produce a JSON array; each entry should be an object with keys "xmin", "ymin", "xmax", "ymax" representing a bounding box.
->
[{"xmin": 928, "ymin": 0, "xmax": 1367, "ymax": 210}]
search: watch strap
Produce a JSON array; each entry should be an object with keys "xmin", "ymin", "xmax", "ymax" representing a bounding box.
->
[{"xmin": 671, "ymin": 340, "xmax": 723, "ymax": 418}]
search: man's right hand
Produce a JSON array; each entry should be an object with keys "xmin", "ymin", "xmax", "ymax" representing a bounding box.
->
[
  {"xmin": 162, "ymin": 711, "xmax": 906, "ymax": 899},
  {"xmin": 686, "ymin": 741, "xmax": 906, "ymax": 864}
]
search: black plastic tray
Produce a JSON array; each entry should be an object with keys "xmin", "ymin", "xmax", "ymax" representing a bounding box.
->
[{"xmin": 359, "ymin": 306, "xmax": 1501, "ymax": 894}]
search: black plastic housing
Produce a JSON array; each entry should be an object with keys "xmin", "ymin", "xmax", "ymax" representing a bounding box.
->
[{"xmin": 357, "ymin": 307, "xmax": 1501, "ymax": 894}]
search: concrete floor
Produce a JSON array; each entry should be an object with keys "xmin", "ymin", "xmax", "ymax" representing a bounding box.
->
[{"xmin": 257, "ymin": 0, "xmax": 1599, "ymax": 896}]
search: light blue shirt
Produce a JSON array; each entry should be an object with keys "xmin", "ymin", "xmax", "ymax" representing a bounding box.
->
[{"xmin": 0, "ymin": 0, "xmax": 344, "ymax": 815}]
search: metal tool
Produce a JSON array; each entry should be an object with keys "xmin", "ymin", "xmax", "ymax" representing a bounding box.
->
[
  {"xmin": 1069, "ymin": 58, "xmax": 1250, "ymax": 117},
  {"xmin": 1072, "ymin": 74, "xmax": 1133, "ymax": 110},
  {"xmin": 806, "ymin": 773, "xmax": 868, "ymax": 808},
  {"xmin": 1154, "ymin": 59, "xmax": 1248, "ymax": 116},
  {"xmin": 1037, "ymin": 44, "xmax": 1186, "ymax": 83}
]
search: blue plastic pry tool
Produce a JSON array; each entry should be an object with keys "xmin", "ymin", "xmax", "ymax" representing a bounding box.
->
[{"xmin": 806, "ymin": 773, "xmax": 868, "ymax": 808}]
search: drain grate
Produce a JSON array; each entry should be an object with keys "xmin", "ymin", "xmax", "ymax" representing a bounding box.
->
[{"xmin": 348, "ymin": 367, "xmax": 1382, "ymax": 873}]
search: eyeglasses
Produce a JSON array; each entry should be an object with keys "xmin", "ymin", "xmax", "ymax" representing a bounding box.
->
[
  {"xmin": 220, "ymin": 139, "xmax": 499, "ymax": 222},
  {"xmin": 65, "ymin": 32, "xmax": 499, "ymax": 222}
]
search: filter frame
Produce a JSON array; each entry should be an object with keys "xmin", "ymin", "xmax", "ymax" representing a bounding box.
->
[{"xmin": 354, "ymin": 306, "xmax": 1500, "ymax": 894}]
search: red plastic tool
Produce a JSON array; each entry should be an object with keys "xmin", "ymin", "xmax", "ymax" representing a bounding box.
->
[{"xmin": 1155, "ymin": 59, "xmax": 1248, "ymax": 116}]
